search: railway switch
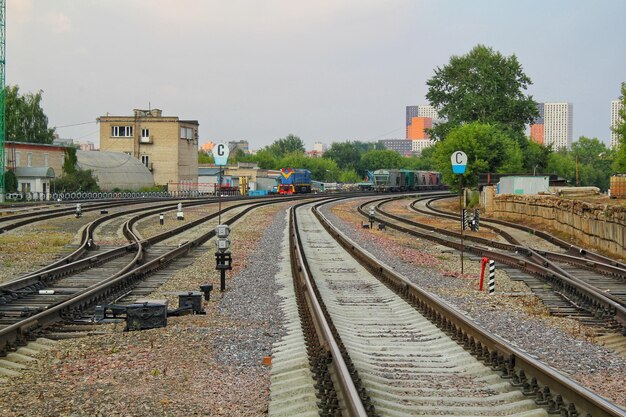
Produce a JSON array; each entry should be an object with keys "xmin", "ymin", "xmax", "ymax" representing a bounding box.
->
[
  {"xmin": 75, "ymin": 203, "xmax": 82, "ymax": 218},
  {"xmin": 178, "ymin": 291, "xmax": 205, "ymax": 314},
  {"xmin": 126, "ymin": 301, "xmax": 168, "ymax": 331},
  {"xmin": 369, "ymin": 208, "xmax": 375, "ymax": 228},
  {"xmin": 159, "ymin": 213, "xmax": 164, "ymax": 225},
  {"xmin": 200, "ymin": 284, "xmax": 214, "ymax": 301}
]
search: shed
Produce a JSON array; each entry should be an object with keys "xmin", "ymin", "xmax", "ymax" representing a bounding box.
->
[
  {"xmin": 497, "ymin": 176, "xmax": 550, "ymax": 195},
  {"xmin": 76, "ymin": 151, "xmax": 154, "ymax": 191},
  {"xmin": 14, "ymin": 167, "xmax": 55, "ymax": 194}
]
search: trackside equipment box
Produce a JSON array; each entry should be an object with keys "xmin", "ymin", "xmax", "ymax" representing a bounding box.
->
[{"xmin": 126, "ymin": 300, "xmax": 167, "ymax": 331}]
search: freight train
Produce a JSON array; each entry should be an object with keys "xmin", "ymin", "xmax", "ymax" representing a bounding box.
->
[
  {"xmin": 278, "ymin": 168, "xmax": 312, "ymax": 195},
  {"xmin": 372, "ymin": 169, "xmax": 442, "ymax": 192}
]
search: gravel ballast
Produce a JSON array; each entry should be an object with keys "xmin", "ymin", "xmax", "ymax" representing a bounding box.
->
[
  {"xmin": 321, "ymin": 197, "xmax": 626, "ymax": 408},
  {"xmin": 0, "ymin": 203, "xmax": 292, "ymax": 417}
]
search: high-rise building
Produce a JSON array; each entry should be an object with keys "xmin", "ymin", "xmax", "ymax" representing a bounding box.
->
[
  {"xmin": 544, "ymin": 103, "xmax": 573, "ymax": 150},
  {"xmin": 406, "ymin": 105, "xmax": 439, "ymax": 139},
  {"xmin": 531, "ymin": 102, "xmax": 572, "ymax": 150},
  {"xmin": 416, "ymin": 105, "xmax": 438, "ymax": 120},
  {"xmin": 530, "ymin": 103, "xmax": 545, "ymax": 145},
  {"xmin": 611, "ymin": 100, "xmax": 624, "ymax": 149},
  {"xmin": 407, "ymin": 117, "xmax": 432, "ymax": 140},
  {"xmin": 411, "ymin": 139, "xmax": 435, "ymax": 155}
]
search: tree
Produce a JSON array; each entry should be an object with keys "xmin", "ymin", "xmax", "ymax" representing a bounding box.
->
[
  {"xmin": 5, "ymin": 85, "xmax": 56, "ymax": 144},
  {"xmin": 358, "ymin": 149, "xmax": 403, "ymax": 172},
  {"xmin": 52, "ymin": 169, "xmax": 100, "ymax": 193},
  {"xmin": 62, "ymin": 147, "xmax": 78, "ymax": 175},
  {"xmin": 522, "ymin": 140, "xmax": 552, "ymax": 174},
  {"xmin": 266, "ymin": 134, "xmax": 305, "ymax": 157},
  {"xmin": 4, "ymin": 170, "xmax": 17, "ymax": 193},
  {"xmin": 548, "ymin": 137, "xmax": 613, "ymax": 190},
  {"xmin": 431, "ymin": 122, "xmax": 523, "ymax": 189},
  {"xmin": 612, "ymin": 82, "xmax": 626, "ymax": 173},
  {"xmin": 322, "ymin": 142, "xmax": 362, "ymax": 171},
  {"xmin": 426, "ymin": 45, "xmax": 538, "ymax": 142}
]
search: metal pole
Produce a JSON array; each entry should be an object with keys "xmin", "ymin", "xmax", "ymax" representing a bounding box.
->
[
  {"xmin": 218, "ymin": 164, "xmax": 222, "ymax": 224},
  {"xmin": 460, "ymin": 177, "xmax": 464, "ymax": 274}
]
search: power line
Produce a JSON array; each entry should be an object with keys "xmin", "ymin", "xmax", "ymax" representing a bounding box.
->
[
  {"xmin": 54, "ymin": 120, "xmax": 97, "ymax": 129},
  {"xmin": 371, "ymin": 127, "xmax": 404, "ymax": 140}
]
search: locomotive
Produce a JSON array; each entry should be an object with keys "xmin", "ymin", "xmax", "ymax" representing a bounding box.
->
[
  {"xmin": 278, "ymin": 168, "xmax": 312, "ymax": 195},
  {"xmin": 372, "ymin": 169, "xmax": 442, "ymax": 192}
]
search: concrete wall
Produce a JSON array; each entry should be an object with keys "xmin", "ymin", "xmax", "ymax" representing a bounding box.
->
[{"xmin": 486, "ymin": 193, "xmax": 626, "ymax": 256}]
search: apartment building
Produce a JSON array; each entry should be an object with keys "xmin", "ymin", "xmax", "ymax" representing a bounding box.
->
[
  {"xmin": 611, "ymin": 100, "xmax": 624, "ymax": 149},
  {"xmin": 531, "ymin": 102, "xmax": 572, "ymax": 150},
  {"xmin": 98, "ymin": 109, "xmax": 199, "ymax": 191},
  {"xmin": 406, "ymin": 105, "xmax": 439, "ymax": 139}
]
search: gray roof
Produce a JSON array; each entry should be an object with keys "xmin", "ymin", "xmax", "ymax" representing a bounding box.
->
[
  {"xmin": 198, "ymin": 167, "xmax": 224, "ymax": 176},
  {"xmin": 14, "ymin": 167, "xmax": 55, "ymax": 178},
  {"xmin": 76, "ymin": 151, "xmax": 154, "ymax": 191}
]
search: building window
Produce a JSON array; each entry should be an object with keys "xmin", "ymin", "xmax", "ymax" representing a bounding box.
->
[
  {"xmin": 111, "ymin": 125, "xmax": 133, "ymax": 137},
  {"xmin": 141, "ymin": 128, "xmax": 149, "ymax": 139},
  {"xmin": 27, "ymin": 153, "xmax": 32, "ymax": 167},
  {"xmin": 141, "ymin": 155, "xmax": 150, "ymax": 168},
  {"xmin": 180, "ymin": 127, "xmax": 194, "ymax": 140},
  {"xmin": 44, "ymin": 153, "xmax": 49, "ymax": 167},
  {"xmin": 15, "ymin": 151, "xmax": 20, "ymax": 167}
]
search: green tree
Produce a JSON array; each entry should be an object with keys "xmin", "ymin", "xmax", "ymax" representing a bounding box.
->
[
  {"xmin": 522, "ymin": 140, "xmax": 552, "ymax": 174},
  {"xmin": 248, "ymin": 149, "xmax": 278, "ymax": 169},
  {"xmin": 62, "ymin": 147, "xmax": 78, "ymax": 175},
  {"xmin": 4, "ymin": 170, "xmax": 17, "ymax": 193},
  {"xmin": 266, "ymin": 134, "xmax": 305, "ymax": 158},
  {"xmin": 426, "ymin": 45, "xmax": 538, "ymax": 142},
  {"xmin": 547, "ymin": 137, "xmax": 613, "ymax": 190},
  {"xmin": 51, "ymin": 169, "xmax": 100, "ymax": 193},
  {"xmin": 5, "ymin": 85, "xmax": 56, "ymax": 144},
  {"xmin": 322, "ymin": 141, "xmax": 362, "ymax": 171},
  {"xmin": 431, "ymin": 122, "xmax": 523, "ymax": 189},
  {"xmin": 359, "ymin": 149, "xmax": 403, "ymax": 172},
  {"xmin": 198, "ymin": 151, "xmax": 214, "ymax": 164},
  {"xmin": 338, "ymin": 169, "xmax": 361, "ymax": 183},
  {"xmin": 612, "ymin": 82, "xmax": 626, "ymax": 173}
]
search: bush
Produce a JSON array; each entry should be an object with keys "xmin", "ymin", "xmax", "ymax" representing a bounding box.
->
[{"xmin": 4, "ymin": 170, "xmax": 17, "ymax": 193}]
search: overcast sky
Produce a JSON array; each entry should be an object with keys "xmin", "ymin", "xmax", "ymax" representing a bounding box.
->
[{"xmin": 8, "ymin": 0, "xmax": 626, "ymax": 151}]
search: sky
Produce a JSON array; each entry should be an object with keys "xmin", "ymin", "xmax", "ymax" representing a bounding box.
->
[{"xmin": 8, "ymin": 0, "xmax": 626, "ymax": 151}]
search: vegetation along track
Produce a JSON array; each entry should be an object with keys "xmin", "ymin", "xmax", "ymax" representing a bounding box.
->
[
  {"xmin": 283, "ymin": 198, "xmax": 625, "ymax": 417},
  {"xmin": 366, "ymin": 195, "xmax": 626, "ymax": 337},
  {"xmin": 0, "ymin": 194, "xmax": 328, "ymax": 355}
]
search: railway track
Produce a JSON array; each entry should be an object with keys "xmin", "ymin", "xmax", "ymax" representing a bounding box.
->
[
  {"xmin": 0, "ymin": 195, "xmax": 325, "ymax": 354},
  {"xmin": 360, "ymin": 195, "xmax": 626, "ymax": 338},
  {"xmin": 275, "ymin": 198, "xmax": 626, "ymax": 416}
]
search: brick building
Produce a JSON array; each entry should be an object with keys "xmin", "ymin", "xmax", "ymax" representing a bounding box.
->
[{"xmin": 98, "ymin": 109, "xmax": 199, "ymax": 191}]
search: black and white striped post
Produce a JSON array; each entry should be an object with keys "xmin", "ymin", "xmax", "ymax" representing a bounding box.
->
[
  {"xmin": 488, "ymin": 259, "xmax": 495, "ymax": 295},
  {"xmin": 462, "ymin": 208, "xmax": 468, "ymax": 230}
]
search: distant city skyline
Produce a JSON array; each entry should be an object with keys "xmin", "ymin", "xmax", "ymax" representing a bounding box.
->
[{"xmin": 8, "ymin": 0, "xmax": 626, "ymax": 151}]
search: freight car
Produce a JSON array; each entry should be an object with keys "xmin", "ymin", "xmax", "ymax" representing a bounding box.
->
[
  {"xmin": 278, "ymin": 168, "xmax": 312, "ymax": 195},
  {"xmin": 372, "ymin": 169, "xmax": 442, "ymax": 192}
]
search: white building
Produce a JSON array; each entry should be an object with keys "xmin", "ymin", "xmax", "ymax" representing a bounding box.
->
[
  {"xmin": 417, "ymin": 105, "xmax": 439, "ymax": 120},
  {"xmin": 313, "ymin": 142, "xmax": 326, "ymax": 153},
  {"xmin": 611, "ymin": 100, "xmax": 624, "ymax": 149},
  {"xmin": 411, "ymin": 139, "xmax": 435, "ymax": 155},
  {"xmin": 543, "ymin": 102, "xmax": 573, "ymax": 150}
]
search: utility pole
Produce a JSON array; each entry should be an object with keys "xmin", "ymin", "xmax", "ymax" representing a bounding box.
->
[{"xmin": 0, "ymin": 0, "xmax": 6, "ymax": 203}]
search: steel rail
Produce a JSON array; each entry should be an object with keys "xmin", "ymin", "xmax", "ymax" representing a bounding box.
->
[
  {"xmin": 314, "ymin": 199, "xmax": 626, "ymax": 417},
  {"xmin": 290, "ymin": 201, "xmax": 369, "ymax": 417},
  {"xmin": 0, "ymin": 197, "xmax": 326, "ymax": 354},
  {"xmin": 425, "ymin": 195, "xmax": 626, "ymax": 269},
  {"xmin": 365, "ymin": 197, "xmax": 626, "ymax": 329}
]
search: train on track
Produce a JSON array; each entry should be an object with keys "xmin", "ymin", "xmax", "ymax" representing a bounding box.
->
[
  {"xmin": 278, "ymin": 168, "xmax": 312, "ymax": 195},
  {"xmin": 372, "ymin": 169, "xmax": 443, "ymax": 192}
]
